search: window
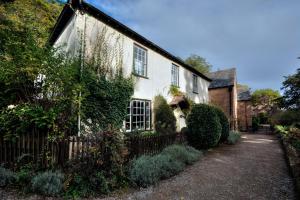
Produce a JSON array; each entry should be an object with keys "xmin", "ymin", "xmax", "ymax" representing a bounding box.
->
[
  {"xmin": 193, "ymin": 74, "xmax": 198, "ymax": 93},
  {"xmin": 133, "ymin": 44, "xmax": 147, "ymax": 77},
  {"xmin": 171, "ymin": 64, "xmax": 179, "ymax": 87},
  {"xmin": 125, "ymin": 99, "xmax": 151, "ymax": 131}
]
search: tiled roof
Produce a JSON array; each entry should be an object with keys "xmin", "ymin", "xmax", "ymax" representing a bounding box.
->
[
  {"xmin": 207, "ymin": 68, "xmax": 236, "ymax": 89},
  {"xmin": 237, "ymin": 87, "xmax": 251, "ymax": 101}
]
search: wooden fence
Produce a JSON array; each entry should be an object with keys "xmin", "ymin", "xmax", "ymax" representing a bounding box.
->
[{"xmin": 0, "ymin": 131, "xmax": 186, "ymax": 167}]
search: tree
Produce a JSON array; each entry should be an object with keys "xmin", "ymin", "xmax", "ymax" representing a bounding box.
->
[
  {"xmin": 251, "ymin": 89, "xmax": 281, "ymax": 114},
  {"xmin": 281, "ymin": 68, "xmax": 300, "ymax": 110},
  {"xmin": 185, "ymin": 54, "xmax": 212, "ymax": 74},
  {"xmin": 0, "ymin": 0, "xmax": 62, "ymax": 46}
]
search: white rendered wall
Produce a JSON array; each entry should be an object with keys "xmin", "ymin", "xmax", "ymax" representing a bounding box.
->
[{"xmin": 54, "ymin": 11, "xmax": 210, "ymax": 103}]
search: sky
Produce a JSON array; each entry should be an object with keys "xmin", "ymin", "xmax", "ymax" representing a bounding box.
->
[{"xmin": 85, "ymin": 0, "xmax": 300, "ymax": 92}]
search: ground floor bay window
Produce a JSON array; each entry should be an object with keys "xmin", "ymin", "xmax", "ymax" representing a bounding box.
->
[{"xmin": 125, "ymin": 99, "xmax": 151, "ymax": 132}]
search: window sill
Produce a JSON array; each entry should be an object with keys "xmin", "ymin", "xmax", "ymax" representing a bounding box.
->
[
  {"xmin": 171, "ymin": 84, "xmax": 180, "ymax": 88},
  {"xmin": 193, "ymin": 91, "xmax": 199, "ymax": 94},
  {"xmin": 132, "ymin": 73, "xmax": 149, "ymax": 79}
]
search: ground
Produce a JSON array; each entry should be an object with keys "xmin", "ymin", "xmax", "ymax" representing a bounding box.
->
[
  {"xmin": 0, "ymin": 133, "xmax": 297, "ymax": 200},
  {"xmin": 103, "ymin": 133, "xmax": 296, "ymax": 200}
]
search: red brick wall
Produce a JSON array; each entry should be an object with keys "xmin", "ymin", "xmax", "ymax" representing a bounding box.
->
[{"xmin": 237, "ymin": 100, "xmax": 252, "ymax": 131}]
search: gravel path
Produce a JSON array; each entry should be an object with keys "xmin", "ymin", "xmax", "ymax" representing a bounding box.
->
[{"xmin": 104, "ymin": 133, "xmax": 296, "ymax": 200}]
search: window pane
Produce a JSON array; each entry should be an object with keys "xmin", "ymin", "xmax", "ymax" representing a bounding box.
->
[{"xmin": 133, "ymin": 45, "xmax": 147, "ymax": 76}]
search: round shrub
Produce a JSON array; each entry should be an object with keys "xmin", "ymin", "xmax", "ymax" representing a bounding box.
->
[
  {"xmin": 212, "ymin": 106, "xmax": 229, "ymax": 143},
  {"xmin": 31, "ymin": 170, "xmax": 64, "ymax": 196},
  {"xmin": 129, "ymin": 155, "xmax": 160, "ymax": 187},
  {"xmin": 161, "ymin": 145, "xmax": 201, "ymax": 165},
  {"xmin": 186, "ymin": 104, "xmax": 222, "ymax": 149},
  {"xmin": 153, "ymin": 95, "xmax": 176, "ymax": 135},
  {"xmin": 0, "ymin": 166, "xmax": 16, "ymax": 187}
]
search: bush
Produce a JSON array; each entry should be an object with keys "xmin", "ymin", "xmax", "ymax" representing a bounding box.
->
[
  {"xmin": 153, "ymin": 95, "xmax": 176, "ymax": 135},
  {"xmin": 186, "ymin": 104, "xmax": 222, "ymax": 149},
  {"xmin": 129, "ymin": 145, "xmax": 201, "ymax": 187},
  {"xmin": 258, "ymin": 112, "xmax": 268, "ymax": 124},
  {"xmin": 212, "ymin": 106, "xmax": 229, "ymax": 143},
  {"xmin": 0, "ymin": 166, "xmax": 16, "ymax": 187},
  {"xmin": 152, "ymin": 154, "xmax": 184, "ymax": 179},
  {"xmin": 252, "ymin": 116, "xmax": 260, "ymax": 131},
  {"xmin": 270, "ymin": 110, "xmax": 300, "ymax": 126},
  {"xmin": 129, "ymin": 155, "xmax": 160, "ymax": 187},
  {"xmin": 227, "ymin": 131, "xmax": 241, "ymax": 145},
  {"xmin": 31, "ymin": 171, "xmax": 64, "ymax": 196},
  {"xmin": 161, "ymin": 145, "xmax": 201, "ymax": 165}
]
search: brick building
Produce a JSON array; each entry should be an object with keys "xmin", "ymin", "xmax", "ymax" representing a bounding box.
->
[
  {"xmin": 208, "ymin": 68, "xmax": 238, "ymax": 130},
  {"xmin": 237, "ymin": 88, "xmax": 252, "ymax": 131}
]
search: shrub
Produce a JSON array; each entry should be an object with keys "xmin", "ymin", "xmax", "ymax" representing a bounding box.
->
[
  {"xmin": 211, "ymin": 106, "xmax": 229, "ymax": 143},
  {"xmin": 129, "ymin": 145, "xmax": 201, "ymax": 187},
  {"xmin": 0, "ymin": 166, "xmax": 16, "ymax": 187},
  {"xmin": 270, "ymin": 110, "xmax": 300, "ymax": 126},
  {"xmin": 31, "ymin": 171, "xmax": 64, "ymax": 196},
  {"xmin": 252, "ymin": 116, "xmax": 260, "ymax": 131},
  {"xmin": 186, "ymin": 104, "xmax": 222, "ymax": 149},
  {"xmin": 161, "ymin": 145, "xmax": 201, "ymax": 165},
  {"xmin": 227, "ymin": 131, "xmax": 241, "ymax": 145},
  {"xmin": 129, "ymin": 155, "xmax": 160, "ymax": 187},
  {"xmin": 153, "ymin": 95, "xmax": 176, "ymax": 135},
  {"xmin": 152, "ymin": 154, "xmax": 184, "ymax": 178}
]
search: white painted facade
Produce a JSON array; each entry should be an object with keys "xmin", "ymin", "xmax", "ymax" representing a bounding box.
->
[{"xmin": 53, "ymin": 9, "xmax": 210, "ymax": 131}]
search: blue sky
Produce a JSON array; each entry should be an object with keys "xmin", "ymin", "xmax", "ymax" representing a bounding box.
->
[{"xmin": 84, "ymin": 0, "xmax": 300, "ymax": 92}]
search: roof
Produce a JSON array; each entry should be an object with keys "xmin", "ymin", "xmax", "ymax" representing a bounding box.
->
[
  {"xmin": 207, "ymin": 68, "xmax": 236, "ymax": 89},
  {"xmin": 237, "ymin": 87, "xmax": 252, "ymax": 101},
  {"xmin": 48, "ymin": 0, "xmax": 212, "ymax": 82}
]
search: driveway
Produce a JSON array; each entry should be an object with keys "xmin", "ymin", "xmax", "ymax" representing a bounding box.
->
[{"xmin": 106, "ymin": 133, "xmax": 296, "ymax": 200}]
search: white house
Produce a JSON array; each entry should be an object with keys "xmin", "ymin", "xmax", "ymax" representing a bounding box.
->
[{"xmin": 49, "ymin": 0, "xmax": 211, "ymax": 132}]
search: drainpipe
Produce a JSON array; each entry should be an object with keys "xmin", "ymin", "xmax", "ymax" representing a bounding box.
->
[{"xmin": 228, "ymin": 86, "xmax": 233, "ymax": 129}]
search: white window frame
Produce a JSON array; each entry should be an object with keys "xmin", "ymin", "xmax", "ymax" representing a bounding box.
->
[
  {"xmin": 125, "ymin": 99, "xmax": 151, "ymax": 132},
  {"xmin": 193, "ymin": 74, "xmax": 198, "ymax": 93},
  {"xmin": 133, "ymin": 44, "xmax": 147, "ymax": 77},
  {"xmin": 171, "ymin": 64, "xmax": 179, "ymax": 87}
]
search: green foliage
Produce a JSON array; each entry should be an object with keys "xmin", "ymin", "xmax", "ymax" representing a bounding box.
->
[
  {"xmin": 252, "ymin": 116, "xmax": 260, "ymax": 131},
  {"xmin": 227, "ymin": 131, "xmax": 241, "ymax": 145},
  {"xmin": 281, "ymin": 68, "xmax": 300, "ymax": 110},
  {"xmin": 0, "ymin": 0, "xmax": 62, "ymax": 46},
  {"xmin": 161, "ymin": 145, "xmax": 201, "ymax": 165},
  {"xmin": 0, "ymin": 166, "xmax": 16, "ymax": 187},
  {"xmin": 270, "ymin": 110, "xmax": 300, "ymax": 126},
  {"xmin": 64, "ymin": 132, "xmax": 128, "ymax": 198},
  {"xmin": 129, "ymin": 155, "xmax": 160, "ymax": 187},
  {"xmin": 129, "ymin": 145, "xmax": 201, "ymax": 187},
  {"xmin": 251, "ymin": 89, "xmax": 281, "ymax": 113},
  {"xmin": 274, "ymin": 125, "xmax": 289, "ymax": 136},
  {"xmin": 153, "ymin": 95, "xmax": 176, "ymax": 135},
  {"xmin": 152, "ymin": 154, "xmax": 184, "ymax": 179},
  {"xmin": 186, "ymin": 104, "xmax": 222, "ymax": 149},
  {"xmin": 211, "ymin": 106, "xmax": 229, "ymax": 143},
  {"xmin": 185, "ymin": 54, "xmax": 212, "ymax": 74},
  {"xmin": 169, "ymin": 85, "xmax": 184, "ymax": 96},
  {"xmin": 31, "ymin": 170, "xmax": 64, "ymax": 196},
  {"xmin": 258, "ymin": 112, "xmax": 268, "ymax": 124}
]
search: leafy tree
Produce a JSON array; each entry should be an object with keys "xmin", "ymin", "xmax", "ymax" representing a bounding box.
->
[
  {"xmin": 281, "ymin": 68, "xmax": 300, "ymax": 110},
  {"xmin": 251, "ymin": 89, "xmax": 281, "ymax": 113},
  {"xmin": 0, "ymin": 0, "xmax": 62, "ymax": 45},
  {"xmin": 185, "ymin": 54, "xmax": 212, "ymax": 74}
]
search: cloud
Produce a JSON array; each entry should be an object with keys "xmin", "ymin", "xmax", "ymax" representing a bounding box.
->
[{"xmin": 86, "ymin": 0, "xmax": 300, "ymax": 91}]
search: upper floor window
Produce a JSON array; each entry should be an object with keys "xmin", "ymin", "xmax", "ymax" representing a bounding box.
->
[
  {"xmin": 133, "ymin": 44, "xmax": 147, "ymax": 77},
  {"xmin": 171, "ymin": 64, "xmax": 179, "ymax": 87},
  {"xmin": 193, "ymin": 74, "xmax": 198, "ymax": 93}
]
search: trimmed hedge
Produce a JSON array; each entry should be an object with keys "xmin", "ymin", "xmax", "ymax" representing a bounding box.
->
[
  {"xmin": 212, "ymin": 106, "xmax": 229, "ymax": 143},
  {"xmin": 153, "ymin": 95, "xmax": 176, "ymax": 135},
  {"xmin": 186, "ymin": 104, "xmax": 222, "ymax": 149}
]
